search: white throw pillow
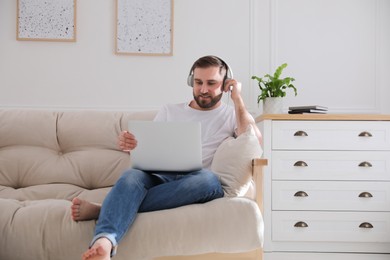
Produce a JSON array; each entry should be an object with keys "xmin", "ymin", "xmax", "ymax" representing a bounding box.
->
[{"xmin": 211, "ymin": 125, "xmax": 263, "ymax": 197}]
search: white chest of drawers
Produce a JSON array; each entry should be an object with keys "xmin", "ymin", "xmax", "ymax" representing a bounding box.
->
[{"xmin": 257, "ymin": 114, "xmax": 390, "ymax": 260}]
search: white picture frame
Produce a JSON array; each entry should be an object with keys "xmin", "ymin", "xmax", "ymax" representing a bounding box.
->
[{"xmin": 116, "ymin": 0, "xmax": 174, "ymax": 56}]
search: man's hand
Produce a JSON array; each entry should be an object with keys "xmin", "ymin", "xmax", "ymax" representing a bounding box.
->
[
  {"xmin": 118, "ymin": 131, "xmax": 137, "ymax": 152},
  {"xmin": 223, "ymin": 79, "xmax": 242, "ymax": 101}
]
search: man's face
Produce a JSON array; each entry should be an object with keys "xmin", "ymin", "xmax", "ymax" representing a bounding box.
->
[{"xmin": 192, "ymin": 66, "xmax": 225, "ymax": 110}]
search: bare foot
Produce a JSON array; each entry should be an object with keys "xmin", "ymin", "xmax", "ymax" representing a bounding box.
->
[
  {"xmin": 82, "ymin": 237, "xmax": 112, "ymax": 260},
  {"xmin": 71, "ymin": 197, "xmax": 101, "ymax": 221}
]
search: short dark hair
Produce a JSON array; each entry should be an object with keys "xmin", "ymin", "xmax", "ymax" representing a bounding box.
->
[{"xmin": 190, "ymin": 55, "xmax": 227, "ymax": 75}]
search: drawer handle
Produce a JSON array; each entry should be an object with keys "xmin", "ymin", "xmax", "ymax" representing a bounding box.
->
[
  {"xmin": 358, "ymin": 131, "xmax": 373, "ymax": 137},
  {"xmin": 294, "ymin": 221, "xmax": 308, "ymax": 228},
  {"xmin": 294, "ymin": 161, "xmax": 308, "ymax": 167},
  {"xmin": 294, "ymin": 130, "xmax": 308, "ymax": 137},
  {"xmin": 358, "ymin": 161, "xmax": 372, "ymax": 167},
  {"xmin": 359, "ymin": 192, "xmax": 373, "ymax": 198},
  {"xmin": 294, "ymin": 191, "xmax": 309, "ymax": 197},
  {"xmin": 359, "ymin": 222, "xmax": 374, "ymax": 229}
]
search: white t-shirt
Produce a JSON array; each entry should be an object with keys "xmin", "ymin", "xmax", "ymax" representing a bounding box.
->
[{"xmin": 154, "ymin": 101, "xmax": 237, "ymax": 169}]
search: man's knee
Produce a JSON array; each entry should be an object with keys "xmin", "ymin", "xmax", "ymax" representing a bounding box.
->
[
  {"xmin": 193, "ymin": 170, "xmax": 224, "ymax": 196},
  {"xmin": 117, "ymin": 168, "xmax": 151, "ymax": 189}
]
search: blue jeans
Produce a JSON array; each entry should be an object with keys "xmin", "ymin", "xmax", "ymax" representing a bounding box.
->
[{"xmin": 91, "ymin": 168, "xmax": 224, "ymax": 256}]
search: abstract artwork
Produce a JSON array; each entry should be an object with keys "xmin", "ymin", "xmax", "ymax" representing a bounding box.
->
[
  {"xmin": 17, "ymin": 0, "xmax": 76, "ymax": 42},
  {"xmin": 116, "ymin": 0, "xmax": 173, "ymax": 55}
]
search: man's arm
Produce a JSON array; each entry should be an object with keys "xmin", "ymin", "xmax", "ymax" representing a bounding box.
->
[{"xmin": 224, "ymin": 79, "xmax": 262, "ymax": 145}]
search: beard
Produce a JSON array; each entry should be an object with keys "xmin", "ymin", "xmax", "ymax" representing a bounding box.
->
[{"xmin": 193, "ymin": 92, "xmax": 223, "ymax": 109}]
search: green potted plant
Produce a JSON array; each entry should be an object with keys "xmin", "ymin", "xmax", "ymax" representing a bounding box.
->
[{"xmin": 251, "ymin": 63, "xmax": 297, "ymax": 114}]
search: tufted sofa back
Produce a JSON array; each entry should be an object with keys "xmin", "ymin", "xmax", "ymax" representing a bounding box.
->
[{"xmin": 0, "ymin": 109, "xmax": 157, "ymax": 203}]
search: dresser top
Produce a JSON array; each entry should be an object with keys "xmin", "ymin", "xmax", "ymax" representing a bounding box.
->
[{"xmin": 256, "ymin": 114, "xmax": 390, "ymax": 122}]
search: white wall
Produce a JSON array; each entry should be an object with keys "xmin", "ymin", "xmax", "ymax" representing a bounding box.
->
[
  {"xmin": 274, "ymin": 0, "xmax": 390, "ymax": 114},
  {"xmin": 1, "ymin": 0, "xmax": 389, "ymax": 115},
  {"xmin": 0, "ymin": 0, "xmax": 262, "ymax": 112}
]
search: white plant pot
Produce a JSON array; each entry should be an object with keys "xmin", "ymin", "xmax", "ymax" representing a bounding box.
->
[{"xmin": 263, "ymin": 97, "xmax": 283, "ymax": 114}]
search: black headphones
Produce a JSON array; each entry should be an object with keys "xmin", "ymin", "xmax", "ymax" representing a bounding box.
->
[{"xmin": 187, "ymin": 56, "xmax": 234, "ymax": 88}]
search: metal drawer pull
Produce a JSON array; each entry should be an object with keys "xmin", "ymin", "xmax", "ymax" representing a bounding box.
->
[
  {"xmin": 294, "ymin": 191, "xmax": 308, "ymax": 197},
  {"xmin": 294, "ymin": 221, "xmax": 308, "ymax": 228},
  {"xmin": 294, "ymin": 130, "xmax": 308, "ymax": 137},
  {"xmin": 294, "ymin": 161, "xmax": 308, "ymax": 167},
  {"xmin": 358, "ymin": 131, "xmax": 373, "ymax": 137},
  {"xmin": 358, "ymin": 161, "xmax": 372, "ymax": 167},
  {"xmin": 359, "ymin": 192, "xmax": 373, "ymax": 198},
  {"xmin": 359, "ymin": 222, "xmax": 374, "ymax": 229}
]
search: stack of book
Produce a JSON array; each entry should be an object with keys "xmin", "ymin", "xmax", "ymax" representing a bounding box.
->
[{"xmin": 288, "ymin": 105, "xmax": 328, "ymax": 114}]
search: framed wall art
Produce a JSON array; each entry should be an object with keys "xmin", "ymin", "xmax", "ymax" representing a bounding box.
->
[
  {"xmin": 116, "ymin": 0, "xmax": 174, "ymax": 56},
  {"xmin": 17, "ymin": 0, "xmax": 76, "ymax": 42}
]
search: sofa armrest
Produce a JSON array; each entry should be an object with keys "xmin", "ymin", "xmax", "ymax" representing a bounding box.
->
[{"xmin": 252, "ymin": 158, "xmax": 268, "ymax": 213}]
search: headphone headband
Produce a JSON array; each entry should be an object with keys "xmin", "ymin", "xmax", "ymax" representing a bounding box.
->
[{"xmin": 187, "ymin": 56, "xmax": 233, "ymax": 87}]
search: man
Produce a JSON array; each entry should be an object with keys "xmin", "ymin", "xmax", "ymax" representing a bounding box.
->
[{"xmin": 71, "ymin": 55, "xmax": 262, "ymax": 260}]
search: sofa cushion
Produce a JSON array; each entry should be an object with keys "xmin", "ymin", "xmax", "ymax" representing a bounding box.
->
[
  {"xmin": 0, "ymin": 197, "xmax": 263, "ymax": 260},
  {"xmin": 0, "ymin": 109, "xmax": 156, "ymax": 202},
  {"xmin": 211, "ymin": 125, "xmax": 263, "ymax": 197},
  {"xmin": 0, "ymin": 198, "xmax": 94, "ymax": 260}
]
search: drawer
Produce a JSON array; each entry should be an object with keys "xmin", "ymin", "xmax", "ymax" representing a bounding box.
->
[
  {"xmin": 272, "ymin": 211, "xmax": 390, "ymax": 243},
  {"xmin": 272, "ymin": 181, "xmax": 390, "ymax": 211},
  {"xmin": 272, "ymin": 121, "xmax": 390, "ymax": 150},
  {"xmin": 272, "ymin": 151, "xmax": 390, "ymax": 181}
]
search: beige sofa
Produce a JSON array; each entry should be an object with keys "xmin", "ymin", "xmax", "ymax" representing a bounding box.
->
[{"xmin": 0, "ymin": 109, "xmax": 266, "ymax": 260}]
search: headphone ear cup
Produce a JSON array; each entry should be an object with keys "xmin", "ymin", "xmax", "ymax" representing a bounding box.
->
[
  {"xmin": 221, "ymin": 66, "xmax": 233, "ymax": 91},
  {"xmin": 226, "ymin": 66, "xmax": 233, "ymax": 80},
  {"xmin": 187, "ymin": 74, "xmax": 194, "ymax": 87}
]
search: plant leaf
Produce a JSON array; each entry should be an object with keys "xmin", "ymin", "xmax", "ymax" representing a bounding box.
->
[{"xmin": 273, "ymin": 63, "xmax": 287, "ymax": 79}]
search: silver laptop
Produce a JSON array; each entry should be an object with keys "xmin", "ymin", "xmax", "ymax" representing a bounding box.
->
[{"xmin": 127, "ymin": 121, "xmax": 202, "ymax": 172}]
